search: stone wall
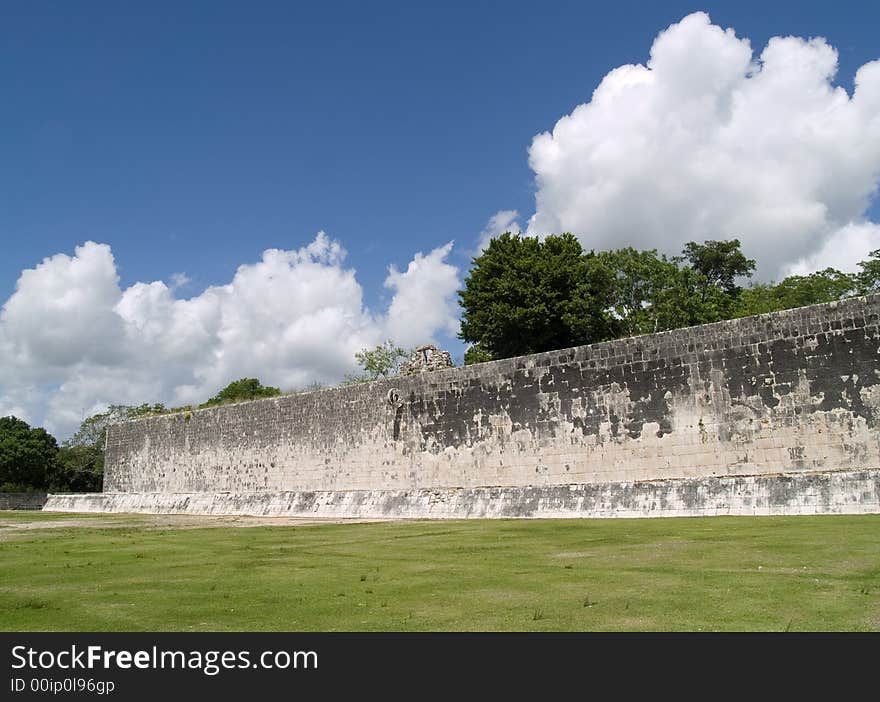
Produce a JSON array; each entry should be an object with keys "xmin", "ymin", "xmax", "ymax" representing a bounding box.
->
[
  {"xmin": 0, "ymin": 492, "xmax": 48, "ymax": 510},
  {"xmin": 44, "ymin": 470, "xmax": 880, "ymax": 519},
  {"xmin": 103, "ymin": 295, "xmax": 880, "ymax": 501}
]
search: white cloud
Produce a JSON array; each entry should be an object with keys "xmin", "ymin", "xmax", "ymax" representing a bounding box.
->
[
  {"xmin": 0, "ymin": 242, "xmax": 126, "ymax": 376},
  {"xmin": 477, "ymin": 210, "xmax": 522, "ymax": 252},
  {"xmin": 383, "ymin": 242, "xmax": 460, "ymax": 347},
  {"xmin": 169, "ymin": 272, "xmax": 191, "ymax": 290},
  {"xmin": 520, "ymin": 11, "xmax": 880, "ymax": 279},
  {"xmin": 0, "ymin": 233, "xmax": 461, "ymax": 437},
  {"xmin": 783, "ymin": 222, "xmax": 880, "ymax": 276},
  {"xmin": 0, "ymin": 385, "xmax": 42, "ymax": 426}
]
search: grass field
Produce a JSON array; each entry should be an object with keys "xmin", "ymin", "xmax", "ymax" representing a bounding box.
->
[{"xmin": 1, "ymin": 511, "xmax": 878, "ymax": 631}]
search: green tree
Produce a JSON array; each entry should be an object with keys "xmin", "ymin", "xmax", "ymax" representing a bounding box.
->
[
  {"xmin": 53, "ymin": 404, "xmax": 166, "ymax": 492},
  {"xmin": 596, "ymin": 241, "xmax": 753, "ymax": 336},
  {"xmin": 599, "ymin": 247, "xmax": 686, "ymax": 336},
  {"xmin": 53, "ymin": 444, "xmax": 104, "ymax": 492},
  {"xmin": 458, "ymin": 232, "xmax": 617, "ymax": 359},
  {"xmin": 0, "ymin": 416, "xmax": 58, "ymax": 491},
  {"xmin": 66, "ymin": 404, "xmax": 165, "ymax": 451},
  {"xmin": 626, "ymin": 238, "xmax": 756, "ymax": 327},
  {"xmin": 353, "ymin": 340, "xmax": 409, "ymax": 381},
  {"xmin": 682, "ymin": 239, "xmax": 756, "ymax": 297},
  {"xmin": 855, "ymin": 249, "xmax": 880, "ymax": 295},
  {"xmin": 661, "ymin": 262, "xmax": 744, "ymax": 327},
  {"xmin": 463, "ymin": 342, "xmax": 494, "ymax": 366},
  {"xmin": 200, "ymin": 379, "xmax": 281, "ymax": 407},
  {"xmin": 735, "ymin": 268, "xmax": 854, "ymax": 317}
]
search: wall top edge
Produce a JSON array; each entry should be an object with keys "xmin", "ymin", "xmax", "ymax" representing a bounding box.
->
[{"xmin": 108, "ymin": 292, "xmax": 880, "ymax": 430}]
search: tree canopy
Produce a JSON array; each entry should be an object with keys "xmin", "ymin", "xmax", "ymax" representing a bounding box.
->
[
  {"xmin": 52, "ymin": 404, "xmax": 165, "ymax": 492},
  {"xmin": 734, "ymin": 268, "xmax": 855, "ymax": 317},
  {"xmin": 0, "ymin": 416, "xmax": 58, "ymax": 491},
  {"xmin": 461, "ymin": 234, "xmax": 878, "ymax": 363},
  {"xmin": 855, "ymin": 249, "xmax": 880, "ymax": 295},
  {"xmin": 351, "ymin": 340, "xmax": 409, "ymax": 382},
  {"xmin": 459, "ymin": 234, "xmax": 759, "ymax": 360},
  {"xmin": 682, "ymin": 239, "xmax": 756, "ymax": 296},
  {"xmin": 200, "ymin": 378, "xmax": 281, "ymax": 407},
  {"xmin": 459, "ymin": 232, "xmax": 617, "ymax": 359},
  {"xmin": 598, "ymin": 247, "xmax": 696, "ymax": 336}
]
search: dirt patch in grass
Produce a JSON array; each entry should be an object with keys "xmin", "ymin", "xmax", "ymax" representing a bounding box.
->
[{"xmin": 0, "ymin": 512, "xmax": 384, "ymax": 540}]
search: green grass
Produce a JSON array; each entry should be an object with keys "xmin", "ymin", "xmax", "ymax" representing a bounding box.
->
[{"xmin": 1, "ymin": 512, "xmax": 879, "ymax": 631}]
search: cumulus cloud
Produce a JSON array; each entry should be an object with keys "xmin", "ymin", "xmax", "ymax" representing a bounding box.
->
[
  {"xmin": 384, "ymin": 242, "xmax": 460, "ymax": 346},
  {"xmin": 0, "ymin": 385, "xmax": 41, "ymax": 426},
  {"xmin": 0, "ymin": 233, "xmax": 460, "ymax": 437},
  {"xmin": 1, "ymin": 242, "xmax": 126, "ymax": 375},
  {"xmin": 521, "ymin": 11, "xmax": 880, "ymax": 278},
  {"xmin": 783, "ymin": 222, "xmax": 880, "ymax": 276}
]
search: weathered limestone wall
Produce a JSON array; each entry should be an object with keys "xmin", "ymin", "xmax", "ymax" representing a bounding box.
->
[
  {"xmin": 103, "ymin": 295, "xmax": 880, "ymax": 499},
  {"xmin": 43, "ymin": 470, "xmax": 880, "ymax": 519}
]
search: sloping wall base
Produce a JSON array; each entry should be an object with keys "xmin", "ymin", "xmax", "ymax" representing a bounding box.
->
[{"xmin": 44, "ymin": 470, "xmax": 880, "ymax": 520}]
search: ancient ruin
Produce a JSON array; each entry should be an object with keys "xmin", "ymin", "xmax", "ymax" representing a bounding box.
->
[
  {"xmin": 45, "ymin": 295, "xmax": 880, "ymax": 519},
  {"xmin": 399, "ymin": 344, "xmax": 454, "ymax": 375}
]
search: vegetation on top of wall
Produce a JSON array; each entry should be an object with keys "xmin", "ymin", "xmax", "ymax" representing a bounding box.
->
[
  {"xmin": 344, "ymin": 341, "xmax": 410, "ymax": 385},
  {"xmin": 460, "ymin": 236, "xmax": 880, "ymax": 364},
  {"xmin": 199, "ymin": 378, "xmax": 281, "ymax": 408},
  {"xmin": 459, "ymin": 233, "xmax": 619, "ymax": 360}
]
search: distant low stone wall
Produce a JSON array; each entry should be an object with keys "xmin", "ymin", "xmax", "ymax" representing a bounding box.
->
[
  {"xmin": 44, "ymin": 469, "xmax": 880, "ymax": 519},
  {"xmin": 0, "ymin": 492, "xmax": 48, "ymax": 510}
]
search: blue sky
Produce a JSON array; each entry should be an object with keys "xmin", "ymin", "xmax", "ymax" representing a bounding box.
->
[{"xmin": 2, "ymin": 1, "xmax": 880, "ymax": 435}]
